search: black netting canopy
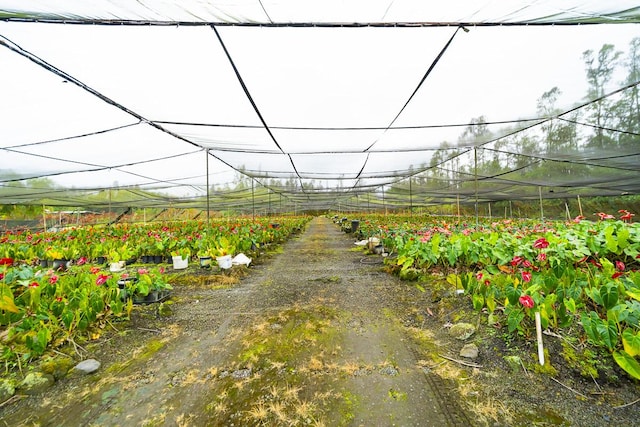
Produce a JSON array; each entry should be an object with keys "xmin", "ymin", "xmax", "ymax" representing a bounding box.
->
[{"xmin": 1, "ymin": 1, "xmax": 640, "ymax": 212}]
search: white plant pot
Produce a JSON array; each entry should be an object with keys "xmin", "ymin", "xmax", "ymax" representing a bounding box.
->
[
  {"xmin": 172, "ymin": 255, "xmax": 189, "ymax": 270},
  {"xmin": 109, "ymin": 261, "xmax": 126, "ymax": 272},
  {"xmin": 216, "ymin": 255, "xmax": 232, "ymax": 269}
]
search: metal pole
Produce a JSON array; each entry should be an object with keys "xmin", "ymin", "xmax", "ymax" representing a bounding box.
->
[
  {"xmin": 206, "ymin": 149, "xmax": 210, "ymax": 227},
  {"xmin": 251, "ymin": 179, "xmax": 255, "ymax": 220},
  {"xmin": 539, "ymin": 186, "xmax": 544, "ymax": 221},
  {"xmin": 474, "ymin": 147, "xmax": 479, "ymax": 227},
  {"xmin": 382, "ymin": 185, "xmax": 386, "ymax": 215},
  {"xmin": 409, "ymin": 178, "xmax": 413, "ymax": 217}
]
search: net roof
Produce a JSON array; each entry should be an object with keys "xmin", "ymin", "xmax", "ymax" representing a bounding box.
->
[{"xmin": 1, "ymin": 1, "xmax": 640, "ymax": 212}]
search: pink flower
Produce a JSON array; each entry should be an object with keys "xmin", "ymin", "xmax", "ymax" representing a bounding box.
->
[
  {"xmin": 49, "ymin": 275, "xmax": 58, "ymax": 285},
  {"xmin": 77, "ymin": 257, "xmax": 87, "ymax": 266},
  {"xmin": 522, "ymin": 260, "xmax": 533, "ymax": 268},
  {"xmin": 96, "ymin": 274, "xmax": 109, "ymax": 286},
  {"xmin": 519, "ymin": 295, "xmax": 534, "ymax": 309},
  {"xmin": 137, "ymin": 268, "xmax": 149, "ymax": 275},
  {"xmin": 476, "ymin": 272, "xmax": 483, "ymax": 281},
  {"xmin": 510, "ymin": 256, "xmax": 524, "ymax": 267},
  {"xmin": 615, "ymin": 261, "xmax": 625, "ymax": 271},
  {"xmin": 521, "ymin": 271, "xmax": 532, "ymax": 283},
  {"xmin": 533, "ymin": 237, "xmax": 549, "ymax": 249},
  {"xmin": 537, "ymin": 253, "xmax": 547, "ymax": 262},
  {"xmin": 596, "ymin": 212, "xmax": 615, "ymax": 220}
]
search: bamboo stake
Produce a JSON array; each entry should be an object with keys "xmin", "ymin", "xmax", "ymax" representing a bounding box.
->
[{"xmin": 577, "ymin": 195, "xmax": 583, "ymax": 217}]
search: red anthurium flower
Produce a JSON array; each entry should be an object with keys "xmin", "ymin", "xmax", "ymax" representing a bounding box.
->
[
  {"xmin": 615, "ymin": 261, "xmax": 625, "ymax": 271},
  {"xmin": 619, "ymin": 210, "xmax": 635, "ymax": 222},
  {"xmin": 476, "ymin": 272, "xmax": 483, "ymax": 281},
  {"xmin": 49, "ymin": 275, "xmax": 58, "ymax": 285},
  {"xmin": 521, "ymin": 271, "xmax": 532, "ymax": 283},
  {"xmin": 96, "ymin": 274, "xmax": 109, "ymax": 286},
  {"xmin": 510, "ymin": 256, "xmax": 524, "ymax": 267},
  {"xmin": 596, "ymin": 212, "xmax": 615, "ymax": 220},
  {"xmin": 77, "ymin": 257, "xmax": 87, "ymax": 266},
  {"xmin": 0, "ymin": 258, "xmax": 14, "ymax": 266},
  {"xmin": 137, "ymin": 268, "xmax": 149, "ymax": 275},
  {"xmin": 522, "ymin": 260, "xmax": 533, "ymax": 268},
  {"xmin": 537, "ymin": 253, "xmax": 547, "ymax": 262},
  {"xmin": 612, "ymin": 272, "xmax": 624, "ymax": 279},
  {"xmin": 90, "ymin": 266, "xmax": 101, "ymax": 274},
  {"xmin": 29, "ymin": 282, "xmax": 39, "ymax": 288},
  {"xmin": 588, "ymin": 259, "xmax": 602, "ymax": 268},
  {"xmin": 519, "ymin": 295, "xmax": 535, "ymax": 309},
  {"xmin": 0, "ymin": 273, "xmax": 4, "ymax": 280},
  {"xmin": 533, "ymin": 237, "xmax": 549, "ymax": 249}
]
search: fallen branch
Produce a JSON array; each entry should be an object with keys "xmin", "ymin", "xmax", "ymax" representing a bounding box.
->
[
  {"xmin": 0, "ymin": 394, "xmax": 26, "ymax": 409},
  {"xmin": 439, "ymin": 354, "xmax": 482, "ymax": 368},
  {"xmin": 550, "ymin": 377, "xmax": 588, "ymax": 399},
  {"xmin": 613, "ymin": 397, "xmax": 640, "ymax": 410}
]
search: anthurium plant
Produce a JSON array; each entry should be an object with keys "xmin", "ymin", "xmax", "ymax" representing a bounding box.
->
[{"xmin": 352, "ymin": 211, "xmax": 640, "ymax": 380}]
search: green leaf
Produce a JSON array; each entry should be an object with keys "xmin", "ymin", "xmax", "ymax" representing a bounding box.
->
[
  {"xmin": 0, "ymin": 294, "xmax": 20, "ymax": 314},
  {"xmin": 486, "ymin": 294, "xmax": 496, "ymax": 313},
  {"xmin": 595, "ymin": 319, "xmax": 618, "ymax": 351},
  {"xmin": 565, "ymin": 297, "xmax": 576, "ymax": 313},
  {"xmin": 600, "ymin": 284, "xmax": 619, "ymax": 311},
  {"xmin": 472, "ymin": 293, "xmax": 485, "ymax": 310},
  {"xmin": 613, "ymin": 351, "xmax": 640, "ymax": 380},
  {"xmin": 507, "ymin": 308, "xmax": 525, "ymax": 333},
  {"xmin": 622, "ymin": 329, "xmax": 640, "ymax": 357}
]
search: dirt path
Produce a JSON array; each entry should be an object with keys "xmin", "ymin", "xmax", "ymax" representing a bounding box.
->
[{"xmin": 1, "ymin": 217, "xmax": 472, "ymax": 426}]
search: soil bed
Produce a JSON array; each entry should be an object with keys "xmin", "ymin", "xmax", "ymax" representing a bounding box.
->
[{"xmin": 1, "ymin": 217, "xmax": 639, "ymax": 426}]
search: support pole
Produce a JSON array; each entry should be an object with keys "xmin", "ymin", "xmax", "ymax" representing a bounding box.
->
[
  {"xmin": 457, "ymin": 193, "xmax": 460, "ymax": 222},
  {"xmin": 42, "ymin": 205, "xmax": 46, "ymax": 233},
  {"xmin": 206, "ymin": 149, "xmax": 210, "ymax": 228},
  {"xmin": 409, "ymin": 178, "xmax": 413, "ymax": 217},
  {"xmin": 565, "ymin": 201, "xmax": 571, "ymax": 221},
  {"xmin": 488, "ymin": 202, "xmax": 492, "ymax": 220},
  {"xmin": 474, "ymin": 147, "xmax": 479, "ymax": 227},
  {"xmin": 251, "ymin": 179, "xmax": 255, "ymax": 220},
  {"xmin": 539, "ymin": 186, "xmax": 544, "ymax": 221},
  {"xmin": 382, "ymin": 185, "xmax": 386, "ymax": 216}
]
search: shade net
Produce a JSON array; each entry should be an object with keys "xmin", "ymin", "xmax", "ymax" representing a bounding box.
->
[{"xmin": 1, "ymin": 1, "xmax": 639, "ymax": 212}]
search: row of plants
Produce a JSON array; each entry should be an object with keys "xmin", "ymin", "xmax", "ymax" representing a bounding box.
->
[
  {"xmin": 348, "ymin": 211, "xmax": 640, "ymax": 380},
  {"xmin": 0, "ymin": 216, "xmax": 309, "ymax": 266},
  {"xmin": 0, "ymin": 216, "xmax": 311, "ymax": 371}
]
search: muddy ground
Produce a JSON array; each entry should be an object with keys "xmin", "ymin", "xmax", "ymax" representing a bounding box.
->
[{"xmin": 1, "ymin": 216, "xmax": 639, "ymax": 426}]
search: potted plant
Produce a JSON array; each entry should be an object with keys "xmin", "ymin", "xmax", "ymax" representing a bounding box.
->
[
  {"xmin": 170, "ymin": 247, "xmax": 191, "ymax": 270},
  {"xmin": 213, "ymin": 236, "xmax": 235, "ymax": 269}
]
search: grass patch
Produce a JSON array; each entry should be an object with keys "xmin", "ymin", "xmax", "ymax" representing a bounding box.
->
[{"xmin": 205, "ymin": 304, "xmax": 354, "ymax": 425}]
